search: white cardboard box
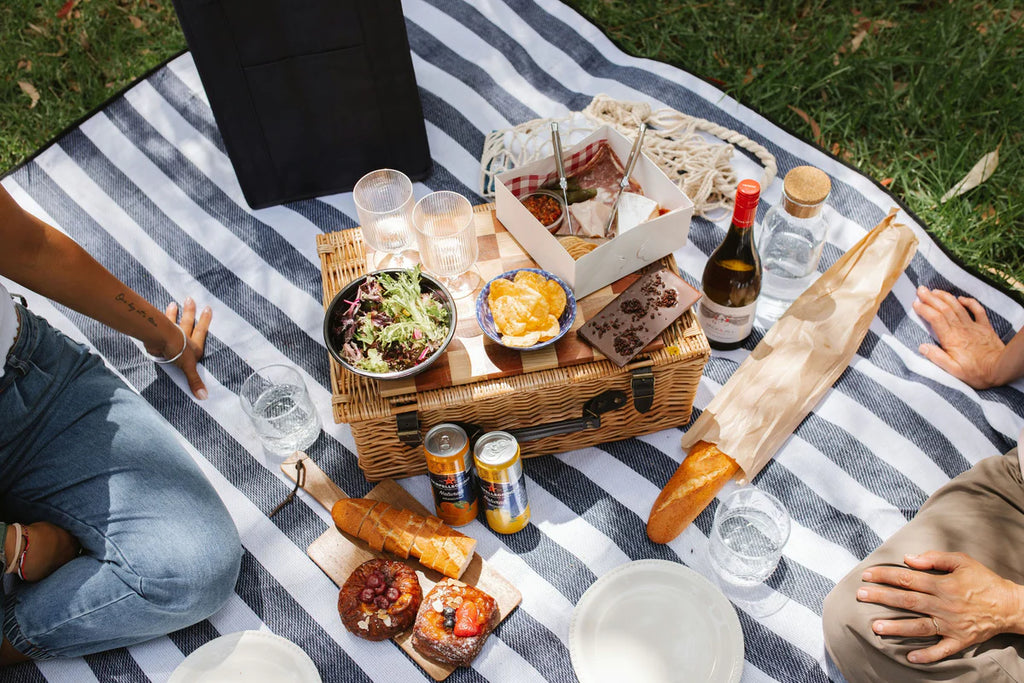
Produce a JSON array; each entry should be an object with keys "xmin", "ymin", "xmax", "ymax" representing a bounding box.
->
[{"xmin": 495, "ymin": 124, "xmax": 694, "ymax": 298}]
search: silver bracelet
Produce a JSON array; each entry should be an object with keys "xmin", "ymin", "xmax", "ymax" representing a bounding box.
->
[{"xmin": 151, "ymin": 326, "xmax": 188, "ymax": 365}]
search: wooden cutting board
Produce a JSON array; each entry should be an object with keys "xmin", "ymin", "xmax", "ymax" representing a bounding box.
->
[{"xmin": 281, "ymin": 453, "xmax": 522, "ymax": 681}]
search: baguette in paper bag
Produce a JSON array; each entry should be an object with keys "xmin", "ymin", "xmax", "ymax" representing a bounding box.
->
[{"xmin": 647, "ymin": 209, "xmax": 918, "ymax": 543}]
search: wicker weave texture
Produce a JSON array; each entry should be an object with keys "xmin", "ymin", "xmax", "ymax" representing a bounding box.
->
[{"xmin": 351, "ymin": 353, "xmax": 704, "ymax": 480}]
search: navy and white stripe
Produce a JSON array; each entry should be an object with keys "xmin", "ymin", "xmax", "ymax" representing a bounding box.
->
[{"xmin": 3, "ymin": 0, "xmax": 1022, "ymax": 680}]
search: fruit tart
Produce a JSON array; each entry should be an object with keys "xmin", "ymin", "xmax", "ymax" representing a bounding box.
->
[
  {"xmin": 338, "ymin": 558, "xmax": 422, "ymax": 641},
  {"xmin": 411, "ymin": 578, "xmax": 499, "ymax": 667}
]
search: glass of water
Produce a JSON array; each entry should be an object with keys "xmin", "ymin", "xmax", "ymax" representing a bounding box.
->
[
  {"xmin": 708, "ymin": 487, "xmax": 790, "ymax": 586},
  {"xmin": 353, "ymin": 169, "xmax": 418, "ymax": 269},
  {"xmin": 239, "ymin": 365, "xmax": 322, "ymax": 458},
  {"xmin": 413, "ymin": 191, "xmax": 480, "ymax": 299}
]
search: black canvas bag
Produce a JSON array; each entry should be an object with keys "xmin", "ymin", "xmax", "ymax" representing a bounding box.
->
[{"xmin": 171, "ymin": 0, "xmax": 431, "ymax": 209}]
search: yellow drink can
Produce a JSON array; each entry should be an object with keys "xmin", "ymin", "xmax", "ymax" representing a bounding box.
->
[{"xmin": 473, "ymin": 431, "xmax": 530, "ymax": 534}]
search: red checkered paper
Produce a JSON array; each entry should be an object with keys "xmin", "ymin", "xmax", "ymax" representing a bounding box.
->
[{"xmin": 501, "ymin": 141, "xmax": 608, "ymax": 199}]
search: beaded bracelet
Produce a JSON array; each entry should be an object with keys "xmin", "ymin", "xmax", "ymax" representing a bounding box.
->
[{"xmin": 151, "ymin": 326, "xmax": 188, "ymax": 365}]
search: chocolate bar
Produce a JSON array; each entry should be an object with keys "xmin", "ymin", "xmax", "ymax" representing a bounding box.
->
[{"xmin": 578, "ymin": 267, "xmax": 702, "ymax": 367}]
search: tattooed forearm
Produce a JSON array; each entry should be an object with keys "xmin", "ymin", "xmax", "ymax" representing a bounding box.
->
[{"xmin": 115, "ymin": 292, "xmax": 158, "ymax": 327}]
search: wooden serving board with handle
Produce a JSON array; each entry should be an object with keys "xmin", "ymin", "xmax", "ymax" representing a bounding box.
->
[{"xmin": 281, "ymin": 453, "xmax": 522, "ymax": 681}]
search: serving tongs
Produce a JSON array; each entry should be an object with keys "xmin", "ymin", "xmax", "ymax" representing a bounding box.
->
[
  {"xmin": 604, "ymin": 122, "xmax": 648, "ymax": 238},
  {"xmin": 550, "ymin": 122, "xmax": 574, "ymax": 236}
]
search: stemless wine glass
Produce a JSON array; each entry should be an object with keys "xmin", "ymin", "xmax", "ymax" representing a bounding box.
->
[
  {"xmin": 412, "ymin": 191, "xmax": 480, "ymax": 299},
  {"xmin": 708, "ymin": 487, "xmax": 791, "ymax": 586},
  {"xmin": 239, "ymin": 364, "xmax": 322, "ymax": 459},
  {"xmin": 352, "ymin": 169, "xmax": 418, "ymax": 269}
]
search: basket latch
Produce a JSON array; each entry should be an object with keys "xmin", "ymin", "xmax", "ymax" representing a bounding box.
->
[
  {"xmin": 630, "ymin": 366, "xmax": 655, "ymax": 413},
  {"xmin": 395, "ymin": 411, "xmax": 421, "ymax": 447}
]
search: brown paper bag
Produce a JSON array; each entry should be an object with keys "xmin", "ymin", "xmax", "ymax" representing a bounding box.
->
[{"xmin": 681, "ymin": 208, "xmax": 918, "ymax": 482}]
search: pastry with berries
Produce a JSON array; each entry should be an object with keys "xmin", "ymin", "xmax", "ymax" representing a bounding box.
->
[
  {"xmin": 339, "ymin": 558, "xmax": 422, "ymax": 641},
  {"xmin": 412, "ymin": 578, "xmax": 499, "ymax": 666}
]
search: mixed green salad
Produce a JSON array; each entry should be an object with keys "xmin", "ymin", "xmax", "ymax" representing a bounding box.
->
[{"xmin": 328, "ymin": 266, "xmax": 452, "ymax": 374}]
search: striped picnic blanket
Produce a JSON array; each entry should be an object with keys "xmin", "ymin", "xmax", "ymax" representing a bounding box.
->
[{"xmin": 3, "ymin": 0, "xmax": 1023, "ymax": 681}]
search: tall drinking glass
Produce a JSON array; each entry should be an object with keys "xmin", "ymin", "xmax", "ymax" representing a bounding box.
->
[
  {"xmin": 239, "ymin": 365, "xmax": 322, "ymax": 458},
  {"xmin": 412, "ymin": 191, "xmax": 480, "ymax": 299},
  {"xmin": 708, "ymin": 487, "xmax": 790, "ymax": 586},
  {"xmin": 353, "ymin": 169, "xmax": 418, "ymax": 269}
]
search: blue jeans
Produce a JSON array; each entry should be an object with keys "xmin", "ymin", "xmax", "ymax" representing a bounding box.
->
[{"xmin": 0, "ymin": 305, "xmax": 242, "ymax": 659}]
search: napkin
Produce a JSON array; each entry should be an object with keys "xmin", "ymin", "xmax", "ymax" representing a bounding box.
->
[{"xmin": 682, "ymin": 209, "xmax": 918, "ymax": 482}]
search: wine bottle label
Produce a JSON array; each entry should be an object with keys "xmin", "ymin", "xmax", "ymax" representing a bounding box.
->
[{"xmin": 697, "ymin": 295, "xmax": 757, "ymax": 343}]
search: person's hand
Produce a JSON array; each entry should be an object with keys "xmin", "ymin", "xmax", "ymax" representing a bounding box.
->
[
  {"xmin": 147, "ymin": 297, "xmax": 213, "ymax": 400},
  {"xmin": 857, "ymin": 551, "xmax": 1024, "ymax": 664},
  {"xmin": 913, "ymin": 286, "xmax": 1006, "ymax": 389}
]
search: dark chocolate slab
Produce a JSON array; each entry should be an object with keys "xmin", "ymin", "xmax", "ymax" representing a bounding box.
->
[{"xmin": 577, "ymin": 267, "xmax": 702, "ymax": 366}]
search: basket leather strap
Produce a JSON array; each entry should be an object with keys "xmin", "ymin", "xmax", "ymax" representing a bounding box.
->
[
  {"xmin": 396, "ymin": 411, "xmax": 421, "ymax": 447},
  {"xmin": 631, "ymin": 367, "xmax": 655, "ymax": 413}
]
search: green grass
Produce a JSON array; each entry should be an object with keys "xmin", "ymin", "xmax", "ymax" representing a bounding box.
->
[
  {"xmin": 565, "ymin": 0, "xmax": 1024, "ymax": 294},
  {"xmin": 2, "ymin": 0, "xmax": 1022, "ymax": 294},
  {"xmin": 0, "ymin": 0, "xmax": 184, "ymax": 168}
]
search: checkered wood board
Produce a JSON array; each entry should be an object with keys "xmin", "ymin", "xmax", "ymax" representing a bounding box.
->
[{"xmin": 321, "ymin": 204, "xmax": 673, "ymax": 398}]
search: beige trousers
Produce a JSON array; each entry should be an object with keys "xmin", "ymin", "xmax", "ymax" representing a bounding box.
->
[{"xmin": 823, "ymin": 450, "xmax": 1024, "ymax": 683}]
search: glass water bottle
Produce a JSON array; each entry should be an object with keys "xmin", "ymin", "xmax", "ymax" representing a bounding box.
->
[{"xmin": 757, "ymin": 166, "xmax": 831, "ymax": 324}]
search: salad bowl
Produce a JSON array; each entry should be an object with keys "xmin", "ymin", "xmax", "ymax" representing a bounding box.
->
[{"xmin": 324, "ymin": 267, "xmax": 457, "ymax": 380}]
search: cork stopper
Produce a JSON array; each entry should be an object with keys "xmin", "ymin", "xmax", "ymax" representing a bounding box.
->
[{"xmin": 782, "ymin": 166, "xmax": 831, "ymax": 218}]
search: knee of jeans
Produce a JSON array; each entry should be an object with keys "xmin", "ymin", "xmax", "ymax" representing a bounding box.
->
[{"xmin": 168, "ymin": 533, "xmax": 242, "ymax": 619}]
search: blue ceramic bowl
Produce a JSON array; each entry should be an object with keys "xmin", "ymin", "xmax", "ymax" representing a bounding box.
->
[{"xmin": 476, "ymin": 268, "xmax": 577, "ymax": 350}]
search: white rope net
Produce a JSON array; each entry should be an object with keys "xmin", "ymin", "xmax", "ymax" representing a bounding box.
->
[{"xmin": 480, "ymin": 94, "xmax": 777, "ymax": 219}]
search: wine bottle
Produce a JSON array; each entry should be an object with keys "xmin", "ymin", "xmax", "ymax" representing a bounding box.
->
[{"xmin": 697, "ymin": 179, "xmax": 762, "ymax": 350}]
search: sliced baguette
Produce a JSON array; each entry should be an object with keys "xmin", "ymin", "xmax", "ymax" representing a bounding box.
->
[
  {"xmin": 416, "ymin": 516, "xmax": 447, "ymax": 569},
  {"xmin": 646, "ymin": 440, "xmax": 740, "ymax": 544},
  {"xmin": 411, "ymin": 515, "xmax": 446, "ymax": 561},
  {"xmin": 331, "ymin": 498, "xmax": 378, "ymax": 538},
  {"xmin": 398, "ymin": 514, "xmax": 425, "ymax": 559},
  {"xmin": 382, "ymin": 508, "xmax": 418, "ymax": 559},
  {"xmin": 330, "ymin": 499, "xmax": 477, "ymax": 579},
  {"xmin": 362, "ymin": 502, "xmax": 389, "ymax": 552},
  {"xmin": 437, "ymin": 535, "xmax": 475, "ymax": 580}
]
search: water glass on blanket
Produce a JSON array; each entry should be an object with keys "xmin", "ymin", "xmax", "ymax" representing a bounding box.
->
[
  {"xmin": 709, "ymin": 488, "xmax": 790, "ymax": 586},
  {"xmin": 353, "ymin": 169, "xmax": 418, "ymax": 269},
  {"xmin": 239, "ymin": 365, "xmax": 321, "ymax": 458}
]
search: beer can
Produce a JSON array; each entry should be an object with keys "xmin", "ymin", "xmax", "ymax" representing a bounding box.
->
[
  {"xmin": 473, "ymin": 431, "xmax": 531, "ymax": 534},
  {"xmin": 424, "ymin": 424, "xmax": 478, "ymax": 526}
]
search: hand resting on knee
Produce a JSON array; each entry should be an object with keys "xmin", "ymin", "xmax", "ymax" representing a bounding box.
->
[{"xmin": 857, "ymin": 551, "xmax": 1024, "ymax": 664}]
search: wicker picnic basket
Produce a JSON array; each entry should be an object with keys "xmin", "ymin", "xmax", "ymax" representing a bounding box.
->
[{"xmin": 317, "ymin": 206, "xmax": 709, "ymax": 481}]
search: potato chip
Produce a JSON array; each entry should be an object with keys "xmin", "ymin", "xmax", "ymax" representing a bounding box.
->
[
  {"xmin": 541, "ymin": 280, "xmax": 567, "ymax": 318},
  {"xmin": 513, "ymin": 270, "xmax": 548, "ymax": 292},
  {"xmin": 502, "ymin": 331, "xmax": 542, "ymax": 347},
  {"xmin": 537, "ymin": 315, "xmax": 560, "ymax": 341},
  {"xmin": 515, "ymin": 285, "xmax": 549, "ymax": 325},
  {"xmin": 489, "ymin": 278, "xmax": 518, "ymax": 300},
  {"xmin": 491, "ymin": 296, "xmax": 529, "ymax": 336}
]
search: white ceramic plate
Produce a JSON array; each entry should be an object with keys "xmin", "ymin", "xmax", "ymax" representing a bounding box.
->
[
  {"xmin": 570, "ymin": 559, "xmax": 744, "ymax": 683},
  {"xmin": 168, "ymin": 630, "xmax": 321, "ymax": 683}
]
